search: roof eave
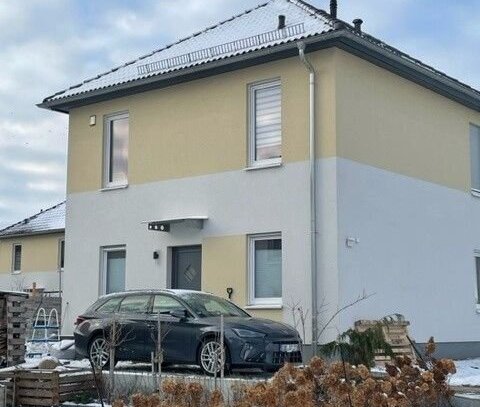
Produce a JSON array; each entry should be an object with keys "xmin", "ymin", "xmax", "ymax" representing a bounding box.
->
[
  {"xmin": 38, "ymin": 30, "xmax": 480, "ymax": 113},
  {"xmin": 336, "ymin": 31, "xmax": 480, "ymax": 112},
  {"xmin": 0, "ymin": 228, "xmax": 65, "ymax": 240}
]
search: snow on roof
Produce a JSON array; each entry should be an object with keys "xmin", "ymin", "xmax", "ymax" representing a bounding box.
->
[
  {"xmin": 41, "ymin": 0, "xmax": 480, "ymax": 107},
  {"xmin": 0, "ymin": 202, "xmax": 65, "ymax": 239},
  {"xmin": 43, "ymin": 0, "xmax": 334, "ymax": 102}
]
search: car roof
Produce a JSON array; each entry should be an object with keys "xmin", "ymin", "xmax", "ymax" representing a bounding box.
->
[{"xmin": 98, "ymin": 289, "xmax": 213, "ymax": 301}]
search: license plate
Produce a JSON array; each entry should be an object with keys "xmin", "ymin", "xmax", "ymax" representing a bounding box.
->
[{"xmin": 280, "ymin": 344, "xmax": 299, "ymax": 353}]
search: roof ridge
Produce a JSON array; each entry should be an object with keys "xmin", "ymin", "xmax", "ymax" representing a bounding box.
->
[
  {"xmin": 0, "ymin": 201, "xmax": 66, "ymax": 235},
  {"xmin": 43, "ymin": 1, "xmax": 277, "ymax": 103},
  {"xmin": 287, "ymin": 0, "xmax": 333, "ymax": 22}
]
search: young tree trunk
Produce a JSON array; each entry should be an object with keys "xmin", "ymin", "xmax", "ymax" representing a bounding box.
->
[
  {"xmin": 157, "ymin": 312, "xmax": 162, "ymax": 395},
  {"xmin": 220, "ymin": 314, "xmax": 225, "ymax": 380},
  {"xmin": 109, "ymin": 314, "xmax": 116, "ymax": 401}
]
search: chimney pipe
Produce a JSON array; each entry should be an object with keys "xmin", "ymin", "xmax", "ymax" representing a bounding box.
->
[
  {"xmin": 353, "ymin": 18, "xmax": 363, "ymax": 32},
  {"xmin": 278, "ymin": 15, "xmax": 286, "ymax": 29},
  {"xmin": 330, "ymin": 0, "xmax": 337, "ymax": 19}
]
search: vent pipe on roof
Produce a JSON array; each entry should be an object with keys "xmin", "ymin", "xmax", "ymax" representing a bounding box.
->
[
  {"xmin": 278, "ymin": 15, "xmax": 286, "ymax": 29},
  {"xmin": 353, "ymin": 18, "xmax": 363, "ymax": 32},
  {"xmin": 330, "ymin": 0, "xmax": 337, "ymax": 19}
]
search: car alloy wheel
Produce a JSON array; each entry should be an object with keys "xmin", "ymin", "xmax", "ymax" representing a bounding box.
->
[
  {"xmin": 89, "ymin": 336, "xmax": 110, "ymax": 369},
  {"xmin": 199, "ymin": 339, "xmax": 226, "ymax": 375}
]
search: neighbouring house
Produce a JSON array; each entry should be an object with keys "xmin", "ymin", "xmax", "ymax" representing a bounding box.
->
[
  {"xmin": 0, "ymin": 202, "xmax": 65, "ymax": 293},
  {"xmin": 39, "ymin": 0, "xmax": 480, "ymax": 357}
]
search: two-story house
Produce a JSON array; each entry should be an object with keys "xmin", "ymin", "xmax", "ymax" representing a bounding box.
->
[
  {"xmin": 39, "ymin": 0, "xmax": 480, "ymax": 358},
  {"xmin": 0, "ymin": 202, "xmax": 65, "ymax": 292}
]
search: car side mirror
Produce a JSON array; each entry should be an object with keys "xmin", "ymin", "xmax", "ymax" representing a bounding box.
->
[{"xmin": 170, "ymin": 309, "xmax": 187, "ymax": 320}]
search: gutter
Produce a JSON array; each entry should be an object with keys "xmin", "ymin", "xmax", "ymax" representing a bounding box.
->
[
  {"xmin": 297, "ymin": 41, "xmax": 318, "ymax": 356},
  {"xmin": 0, "ymin": 229, "xmax": 65, "ymax": 240}
]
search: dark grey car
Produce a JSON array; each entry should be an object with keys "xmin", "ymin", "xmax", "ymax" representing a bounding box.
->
[{"xmin": 74, "ymin": 290, "xmax": 302, "ymax": 374}]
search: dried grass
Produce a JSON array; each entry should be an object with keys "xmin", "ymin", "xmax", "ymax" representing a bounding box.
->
[{"xmin": 120, "ymin": 338, "xmax": 454, "ymax": 407}]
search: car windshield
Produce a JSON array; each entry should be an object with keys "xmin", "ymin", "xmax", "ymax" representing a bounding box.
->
[{"xmin": 180, "ymin": 293, "xmax": 249, "ymax": 318}]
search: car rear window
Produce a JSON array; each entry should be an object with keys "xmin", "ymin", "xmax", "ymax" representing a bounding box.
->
[
  {"xmin": 118, "ymin": 295, "xmax": 151, "ymax": 313},
  {"xmin": 96, "ymin": 297, "xmax": 123, "ymax": 313}
]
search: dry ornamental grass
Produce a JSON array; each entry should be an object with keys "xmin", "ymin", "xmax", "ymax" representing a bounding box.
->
[{"xmin": 115, "ymin": 338, "xmax": 455, "ymax": 407}]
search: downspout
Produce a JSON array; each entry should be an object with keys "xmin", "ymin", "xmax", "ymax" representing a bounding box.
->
[{"xmin": 297, "ymin": 42, "xmax": 318, "ymax": 357}]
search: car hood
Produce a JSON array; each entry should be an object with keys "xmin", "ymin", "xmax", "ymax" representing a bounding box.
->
[{"xmin": 202, "ymin": 316, "xmax": 300, "ymax": 338}]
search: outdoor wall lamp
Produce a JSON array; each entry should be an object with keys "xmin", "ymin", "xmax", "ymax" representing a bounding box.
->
[
  {"xmin": 346, "ymin": 237, "xmax": 360, "ymax": 248},
  {"xmin": 153, "ymin": 251, "xmax": 160, "ymax": 260}
]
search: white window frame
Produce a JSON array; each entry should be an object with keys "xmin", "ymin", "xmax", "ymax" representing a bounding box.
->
[
  {"xmin": 100, "ymin": 245, "xmax": 126, "ymax": 296},
  {"xmin": 103, "ymin": 112, "xmax": 129, "ymax": 189},
  {"xmin": 11, "ymin": 243, "xmax": 22, "ymax": 274},
  {"xmin": 248, "ymin": 79, "xmax": 282, "ymax": 168},
  {"xmin": 248, "ymin": 233, "xmax": 282, "ymax": 306}
]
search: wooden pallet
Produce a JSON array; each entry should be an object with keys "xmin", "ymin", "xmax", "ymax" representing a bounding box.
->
[
  {"xmin": 355, "ymin": 318, "xmax": 416, "ymax": 365},
  {"xmin": 4, "ymin": 369, "xmax": 95, "ymax": 406},
  {"xmin": 5, "ymin": 294, "xmax": 27, "ymax": 366}
]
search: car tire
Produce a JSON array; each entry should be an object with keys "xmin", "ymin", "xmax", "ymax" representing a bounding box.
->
[
  {"xmin": 88, "ymin": 335, "xmax": 111, "ymax": 370},
  {"xmin": 198, "ymin": 337, "xmax": 230, "ymax": 376}
]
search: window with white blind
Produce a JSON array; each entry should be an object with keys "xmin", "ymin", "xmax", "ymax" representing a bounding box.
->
[
  {"xmin": 103, "ymin": 112, "xmax": 129, "ymax": 188},
  {"xmin": 470, "ymin": 124, "xmax": 480, "ymax": 192},
  {"xmin": 248, "ymin": 80, "xmax": 282, "ymax": 166},
  {"xmin": 248, "ymin": 233, "xmax": 282, "ymax": 306}
]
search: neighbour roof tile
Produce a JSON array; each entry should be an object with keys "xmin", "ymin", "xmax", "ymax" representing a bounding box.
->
[{"xmin": 0, "ymin": 202, "xmax": 65, "ymax": 238}]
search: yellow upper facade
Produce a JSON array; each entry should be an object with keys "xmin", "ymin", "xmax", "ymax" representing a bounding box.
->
[
  {"xmin": 0, "ymin": 232, "xmax": 64, "ymax": 274},
  {"xmin": 66, "ymin": 48, "xmax": 480, "ymax": 195}
]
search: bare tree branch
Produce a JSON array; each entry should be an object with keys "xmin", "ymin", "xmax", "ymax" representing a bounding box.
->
[{"xmin": 316, "ymin": 291, "xmax": 375, "ymax": 342}]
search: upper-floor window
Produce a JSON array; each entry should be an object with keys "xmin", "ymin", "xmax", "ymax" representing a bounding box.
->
[
  {"xmin": 12, "ymin": 244, "xmax": 22, "ymax": 273},
  {"xmin": 104, "ymin": 113, "xmax": 129, "ymax": 188},
  {"xmin": 248, "ymin": 80, "xmax": 282, "ymax": 167},
  {"xmin": 470, "ymin": 124, "xmax": 480, "ymax": 192},
  {"xmin": 248, "ymin": 233, "xmax": 282, "ymax": 306}
]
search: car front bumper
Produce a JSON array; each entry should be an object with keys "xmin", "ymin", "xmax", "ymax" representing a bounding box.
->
[{"xmin": 229, "ymin": 335, "xmax": 302, "ymax": 370}]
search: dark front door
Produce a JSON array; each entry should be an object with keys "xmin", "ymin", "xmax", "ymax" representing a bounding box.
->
[{"xmin": 172, "ymin": 245, "xmax": 201, "ymax": 291}]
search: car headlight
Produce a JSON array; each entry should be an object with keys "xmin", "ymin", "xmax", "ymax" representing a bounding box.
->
[{"xmin": 232, "ymin": 328, "xmax": 265, "ymax": 338}]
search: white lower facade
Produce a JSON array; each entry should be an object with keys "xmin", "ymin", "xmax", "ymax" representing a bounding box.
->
[{"xmin": 64, "ymin": 158, "xmax": 480, "ymax": 356}]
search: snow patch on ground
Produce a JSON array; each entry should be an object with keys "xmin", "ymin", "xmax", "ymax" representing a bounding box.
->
[
  {"xmin": 449, "ymin": 358, "xmax": 480, "ymax": 387},
  {"xmin": 370, "ymin": 359, "xmax": 480, "ymax": 389}
]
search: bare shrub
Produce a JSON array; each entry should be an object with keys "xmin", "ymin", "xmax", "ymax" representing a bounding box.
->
[{"xmin": 118, "ymin": 338, "xmax": 455, "ymax": 407}]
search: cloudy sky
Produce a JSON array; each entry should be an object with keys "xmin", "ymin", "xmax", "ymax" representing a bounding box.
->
[{"xmin": 0, "ymin": 0, "xmax": 479, "ymax": 228}]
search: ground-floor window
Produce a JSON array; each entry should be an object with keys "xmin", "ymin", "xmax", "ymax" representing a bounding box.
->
[
  {"xmin": 101, "ymin": 246, "xmax": 126, "ymax": 295},
  {"xmin": 248, "ymin": 233, "xmax": 282, "ymax": 306}
]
